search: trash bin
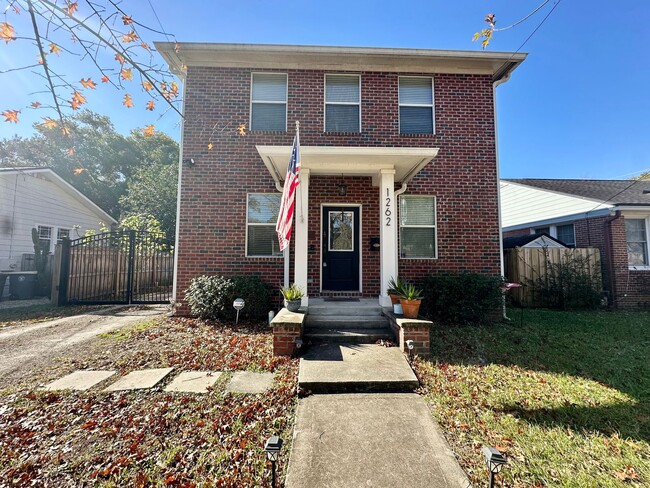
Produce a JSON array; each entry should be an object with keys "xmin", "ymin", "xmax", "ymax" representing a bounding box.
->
[{"xmin": 9, "ymin": 272, "xmax": 37, "ymax": 300}]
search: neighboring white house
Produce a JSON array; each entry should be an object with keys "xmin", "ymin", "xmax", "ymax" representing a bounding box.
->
[{"xmin": 0, "ymin": 167, "xmax": 117, "ymax": 272}]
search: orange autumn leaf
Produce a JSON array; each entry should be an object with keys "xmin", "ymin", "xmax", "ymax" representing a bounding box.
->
[
  {"xmin": 140, "ymin": 41, "xmax": 150, "ymax": 51},
  {"xmin": 142, "ymin": 80, "xmax": 154, "ymax": 91},
  {"xmin": 73, "ymin": 167, "xmax": 85, "ymax": 175},
  {"xmin": 207, "ymin": 142, "xmax": 213, "ymax": 150},
  {"xmin": 101, "ymin": 75, "xmax": 110, "ymax": 83},
  {"xmin": 122, "ymin": 30, "xmax": 138, "ymax": 43},
  {"xmin": 41, "ymin": 117, "xmax": 58, "ymax": 129},
  {"xmin": 120, "ymin": 68, "xmax": 133, "ymax": 81},
  {"xmin": 61, "ymin": 125, "xmax": 71, "ymax": 135},
  {"xmin": 238, "ymin": 123, "xmax": 246, "ymax": 136},
  {"xmin": 145, "ymin": 100, "xmax": 155, "ymax": 111},
  {"xmin": 0, "ymin": 22, "xmax": 16, "ymax": 43},
  {"xmin": 65, "ymin": 1, "xmax": 78, "ymax": 15},
  {"xmin": 122, "ymin": 15, "xmax": 133, "ymax": 25},
  {"xmin": 49, "ymin": 42, "xmax": 62, "ymax": 55},
  {"xmin": 37, "ymin": 55, "xmax": 44, "ymax": 64},
  {"xmin": 31, "ymin": 101, "xmax": 41, "ymax": 108},
  {"xmin": 115, "ymin": 53, "xmax": 125, "ymax": 65},
  {"xmin": 70, "ymin": 90, "xmax": 87, "ymax": 110},
  {"xmin": 174, "ymin": 42, "xmax": 180, "ymax": 53},
  {"xmin": 142, "ymin": 125, "xmax": 155, "ymax": 137},
  {"xmin": 12, "ymin": 5, "xmax": 20, "ymax": 14},
  {"xmin": 2, "ymin": 110, "xmax": 20, "ymax": 123},
  {"xmin": 123, "ymin": 94, "xmax": 134, "ymax": 108},
  {"xmin": 67, "ymin": 148, "xmax": 76, "ymax": 156},
  {"xmin": 80, "ymin": 78, "xmax": 96, "ymax": 89}
]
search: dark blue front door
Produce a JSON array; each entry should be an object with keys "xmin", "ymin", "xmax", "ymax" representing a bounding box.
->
[{"xmin": 322, "ymin": 206, "xmax": 360, "ymax": 291}]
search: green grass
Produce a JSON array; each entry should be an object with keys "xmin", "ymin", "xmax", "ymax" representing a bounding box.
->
[{"xmin": 416, "ymin": 309, "xmax": 650, "ymax": 487}]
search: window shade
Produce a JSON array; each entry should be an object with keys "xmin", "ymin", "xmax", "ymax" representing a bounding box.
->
[
  {"xmin": 247, "ymin": 226, "xmax": 282, "ymax": 256},
  {"xmin": 252, "ymin": 74, "xmax": 287, "ymax": 101},
  {"xmin": 251, "ymin": 104, "xmax": 286, "ymax": 131},
  {"xmin": 326, "ymin": 105, "xmax": 359, "ymax": 132},
  {"xmin": 326, "ymin": 75, "xmax": 360, "ymax": 103},
  {"xmin": 400, "ymin": 107, "xmax": 433, "ymax": 134},
  {"xmin": 400, "ymin": 196, "xmax": 435, "ymax": 226},
  {"xmin": 399, "ymin": 77, "xmax": 432, "ymax": 105},
  {"xmin": 400, "ymin": 228, "xmax": 436, "ymax": 258}
]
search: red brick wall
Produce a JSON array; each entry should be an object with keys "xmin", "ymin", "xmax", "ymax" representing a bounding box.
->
[{"xmin": 175, "ymin": 67, "xmax": 500, "ymax": 313}]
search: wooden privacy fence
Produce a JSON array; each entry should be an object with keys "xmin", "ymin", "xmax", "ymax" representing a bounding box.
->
[
  {"xmin": 504, "ymin": 247, "xmax": 601, "ymax": 306},
  {"xmin": 52, "ymin": 230, "xmax": 174, "ymax": 305}
]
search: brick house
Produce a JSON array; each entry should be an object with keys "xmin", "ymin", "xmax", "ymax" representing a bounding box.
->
[
  {"xmin": 501, "ymin": 178, "xmax": 650, "ymax": 308},
  {"xmin": 156, "ymin": 43, "xmax": 526, "ymax": 314}
]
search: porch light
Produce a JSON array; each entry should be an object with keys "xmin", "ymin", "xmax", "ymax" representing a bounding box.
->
[
  {"xmin": 264, "ymin": 436, "xmax": 283, "ymax": 487},
  {"xmin": 182, "ymin": 158, "xmax": 195, "ymax": 167},
  {"xmin": 233, "ymin": 298, "xmax": 245, "ymax": 325},
  {"xmin": 338, "ymin": 174, "xmax": 347, "ymax": 196},
  {"xmin": 482, "ymin": 446, "xmax": 507, "ymax": 488}
]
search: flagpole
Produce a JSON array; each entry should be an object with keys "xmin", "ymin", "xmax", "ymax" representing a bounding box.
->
[{"xmin": 297, "ymin": 121, "xmax": 304, "ymax": 223}]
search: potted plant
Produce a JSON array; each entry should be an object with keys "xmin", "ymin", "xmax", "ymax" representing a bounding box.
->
[
  {"xmin": 280, "ymin": 284, "xmax": 304, "ymax": 312},
  {"xmin": 399, "ymin": 283, "xmax": 424, "ymax": 319},
  {"xmin": 387, "ymin": 276, "xmax": 406, "ymax": 305}
]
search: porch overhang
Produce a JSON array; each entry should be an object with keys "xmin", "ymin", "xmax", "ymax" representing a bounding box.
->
[{"xmin": 256, "ymin": 145, "xmax": 440, "ymax": 186}]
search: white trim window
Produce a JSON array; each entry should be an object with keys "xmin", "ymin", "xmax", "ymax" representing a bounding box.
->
[
  {"xmin": 625, "ymin": 218, "xmax": 649, "ymax": 267},
  {"xmin": 246, "ymin": 193, "xmax": 282, "ymax": 257},
  {"xmin": 325, "ymin": 74, "xmax": 360, "ymax": 132},
  {"xmin": 399, "ymin": 195, "xmax": 437, "ymax": 258},
  {"xmin": 399, "ymin": 77, "xmax": 434, "ymax": 134},
  {"xmin": 37, "ymin": 225, "xmax": 52, "ymax": 253},
  {"xmin": 57, "ymin": 228, "xmax": 70, "ymax": 244},
  {"xmin": 250, "ymin": 73, "xmax": 287, "ymax": 131}
]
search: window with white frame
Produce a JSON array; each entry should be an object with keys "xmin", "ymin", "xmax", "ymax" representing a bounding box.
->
[
  {"xmin": 247, "ymin": 193, "xmax": 282, "ymax": 257},
  {"xmin": 399, "ymin": 195, "xmax": 437, "ymax": 258},
  {"xmin": 325, "ymin": 74, "xmax": 360, "ymax": 132},
  {"xmin": 251, "ymin": 73, "xmax": 287, "ymax": 131},
  {"xmin": 57, "ymin": 228, "xmax": 70, "ymax": 244},
  {"xmin": 626, "ymin": 218, "xmax": 648, "ymax": 266},
  {"xmin": 37, "ymin": 225, "xmax": 52, "ymax": 253},
  {"xmin": 399, "ymin": 77, "xmax": 434, "ymax": 134},
  {"xmin": 556, "ymin": 223, "xmax": 575, "ymax": 246}
]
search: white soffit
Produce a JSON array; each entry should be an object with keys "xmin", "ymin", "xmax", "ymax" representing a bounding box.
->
[{"xmin": 256, "ymin": 146, "xmax": 440, "ymax": 184}]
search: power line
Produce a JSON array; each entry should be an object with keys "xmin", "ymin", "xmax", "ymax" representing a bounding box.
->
[{"xmin": 514, "ymin": 0, "xmax": 563, "ymax": 54}]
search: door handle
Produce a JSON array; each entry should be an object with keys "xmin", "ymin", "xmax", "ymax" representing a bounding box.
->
[{"xmin": 322, "ymin": 262, "xmax": 327, "ymax": 267}]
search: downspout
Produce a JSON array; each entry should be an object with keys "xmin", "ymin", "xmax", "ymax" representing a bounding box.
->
[
  {"xmin": 171, "ymin": 74, "xmax": 187, "ymax": 312},
  {"xmin": 493, "ymin": 72, "xmax": 511, "ymax": 319},
  {"xmin": 603, "ymin": 210, "xmax": 621, "ymax": 307},
  {"xmin": 393, "ymin": 183, "xmax": 408, "ymax": 278}
]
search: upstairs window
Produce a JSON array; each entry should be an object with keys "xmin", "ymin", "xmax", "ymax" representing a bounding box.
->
[
  {"xmin": 399, "ymin": 77, "xmax": 434, "ymax": 134},
  {"xmin": 251, "ymin": 73, "xmax": 287, "ymax": 131},
  {"xmin": 626, "ymin": 218, "xmax": 648, "ymax": 267},
  {"xmin": 399, "ymin": 195, "xmax": 437, "ymax": 259},
  {"xmin": 247, "ymin": 193, "xmax": 282, "ymax": 257},
  {"xmin": 325, "ymin": 74, "xmax": 360, "ymax": 132}
]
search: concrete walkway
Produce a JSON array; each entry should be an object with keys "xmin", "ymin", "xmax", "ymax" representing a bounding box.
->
[{"xmin": 287, "ymin": 345, "xmax": 471, "ymax": 488}]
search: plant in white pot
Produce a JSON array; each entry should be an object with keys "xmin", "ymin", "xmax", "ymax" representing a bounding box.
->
[
  {"xmin": 280, "ymin": 284, "xmax": 304, "ymax": 312},
  {"xmin": 387, "ymin": 276, "xmax": 406, "ymax": 314}
]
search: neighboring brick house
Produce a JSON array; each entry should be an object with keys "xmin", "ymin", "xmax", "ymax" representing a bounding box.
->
[
  {"xmin": 501, "ymin": 178, "xmax": 650, "ymax": 308},
  {"xmin": 156, "ymin": 43, "xmax": 526, "ymax": 313}
]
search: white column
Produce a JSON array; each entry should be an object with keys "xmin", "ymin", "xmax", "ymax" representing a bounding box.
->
[
  {"xmin": 294, "ymin": 168, "xmax": 310, "ymax": 306},
  {"xmin": 379, "ymin": 169, "xmax": 396, "ymax": 307}
]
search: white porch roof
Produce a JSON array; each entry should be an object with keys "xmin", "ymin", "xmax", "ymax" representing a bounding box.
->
[{"xmin": 256, "ymin": 146, "xmax": 440, "ymax": 186}]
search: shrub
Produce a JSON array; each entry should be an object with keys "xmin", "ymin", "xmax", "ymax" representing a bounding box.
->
[
  {"xmin": 419, "ymin": 272, "xmax": 504, "ymax": 324},
  {"xmin": 185, "ymin": 275, "xmax": 235, "ymax": 320},
  {"xmin": 185, "ymin": 275, "xmax": 271, "ymax": 321},
  {"xmin": 526, "ymin": 252, "xmax": 601, "ymax": 310}
]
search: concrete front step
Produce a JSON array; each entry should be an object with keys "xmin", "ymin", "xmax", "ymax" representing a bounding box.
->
[
  {"xmin": 298, "ymin": 344, "xmax": 419, "ymax": 393},
  {"xmin": 304, "ymin": 327, "xmax": 394, "ymax": 344},
  {"xmin": 307, "ymin": 304, "xmax": 384, "ymax": 317},
  {"xmin": 305, "ymin": 315, "xmax": 390, "ymax": 329}
]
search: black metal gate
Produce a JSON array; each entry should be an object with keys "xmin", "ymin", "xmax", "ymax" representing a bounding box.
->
[{"xmin": 59, "ymin": 230, "xmax": 174, "ymax": 305}]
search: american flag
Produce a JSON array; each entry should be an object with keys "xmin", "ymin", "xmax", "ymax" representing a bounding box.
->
[{"xmin": 276, "ymin": 129, "xmax": 301, "ymax": 251}]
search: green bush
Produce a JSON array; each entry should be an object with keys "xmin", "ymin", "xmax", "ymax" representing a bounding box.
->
[
  {"xmin": 185, "ymin": 275, "xmax": 271, "ymax": 321},
  {"xmin": 419, "ymin": 272, "xmax": 504, "ymax": 324}
]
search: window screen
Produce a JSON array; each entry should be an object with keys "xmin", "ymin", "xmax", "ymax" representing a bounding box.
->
[
  {"xmin": 626, "ymin": 219, "xmax": 648, "ymax": 266},
  {"xmin": 399, "ymin": 196, "xmax": 437, "ymax": 258},
  {"xmin": 399, "ymin": 77, "xmax": 434, "ymax": 134},
  {"xmin": 325, "ymin": 75, "xmax": 360, "ymax": 132},
  {"xmin": 251, "ymin": 73, "xmax": 287, "ymax": 131},
  {"xmin": 247, "ymin": 193, "xmax": 282, "ymax": 257}
]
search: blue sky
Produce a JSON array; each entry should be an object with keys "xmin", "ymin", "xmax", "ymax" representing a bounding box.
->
[{"xmin": 1, "ymin": 0, "xmax": 648, "ymax": 179}]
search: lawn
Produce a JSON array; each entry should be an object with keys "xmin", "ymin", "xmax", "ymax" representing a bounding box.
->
[
  {"xmin": 0, "ymin": 317, "xmax": 298, "ymax": 487},
  {"xmin": 415, "ymin": 309, "xmax": 650, "ymax": 487}
]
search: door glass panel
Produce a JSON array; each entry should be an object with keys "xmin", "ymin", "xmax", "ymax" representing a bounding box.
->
[{"xmin": 329, "ymin": 211, "xmax": 354, "ymax": 251}]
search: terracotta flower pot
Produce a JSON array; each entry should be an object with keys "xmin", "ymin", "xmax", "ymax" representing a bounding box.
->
[
  {"xmin": 389, "ymin": 294, "xmax": 401, "ymax": 305},
  {"xmin": 400, "ymin": 299, "xmax": 421, "ymax": 319}
]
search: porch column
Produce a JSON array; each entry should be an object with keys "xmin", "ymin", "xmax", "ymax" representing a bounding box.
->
[
  {"xmin": 379, "ymin": 168, "xmax": 397, "ymax": 307},
  {"xmin": 294, "ymin": 168, "xmax": 310, "ymax": 306}
]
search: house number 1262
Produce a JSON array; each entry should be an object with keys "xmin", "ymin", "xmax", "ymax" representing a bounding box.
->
[{"xmin": 385, "ymin": 188, "xmax": 391, "ymax": 226}]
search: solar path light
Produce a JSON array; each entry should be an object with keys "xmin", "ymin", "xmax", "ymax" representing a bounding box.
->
[
  {"xmin": 233, "ymin": 298, "xmax": 245, "ymax": 325},
  {"xmin": 482, "ymin": 446, "xmax": 507, "ymax": 488},
  {"xmin": 264, "ymin": 436, "xmax": 283, "ymax": 487}
]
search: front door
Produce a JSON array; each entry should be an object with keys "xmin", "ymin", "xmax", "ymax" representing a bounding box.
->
[{"xmin": 322, "ymin": 206, "xmax": 360, "ymax": 291}]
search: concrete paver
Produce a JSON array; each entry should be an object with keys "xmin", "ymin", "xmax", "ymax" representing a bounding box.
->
[
  {"xmin": 44, "ymin": 370, "xmax": 116, "ymax": 391},
  {"xmin": 225, "ymin": 371, "xmax": 274, "ymax": 394},
  {"xmin": 104, "ymin": 367, "xmax": 174, "ymax": 392},
  {"xmin": 286, "ymin": 393, "xmax": 470, "ymax": 488},
  {"xmin": 298, "ymin": 343, "xmax": 419, "ymax": 392},
  {"xmin": 164, "ymin": 371, "xmax": 222, "ymax": 393}
]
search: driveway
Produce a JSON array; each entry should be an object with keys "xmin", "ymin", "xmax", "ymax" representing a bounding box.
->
[{"xmin": 0, "ymin": 305, "xmax": 166, "ymax": 388}]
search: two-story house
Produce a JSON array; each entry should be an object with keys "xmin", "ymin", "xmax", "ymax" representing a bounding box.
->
[{"xmin": 155, "ymin": 43, "xmax": 526, "ymax": 313}]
